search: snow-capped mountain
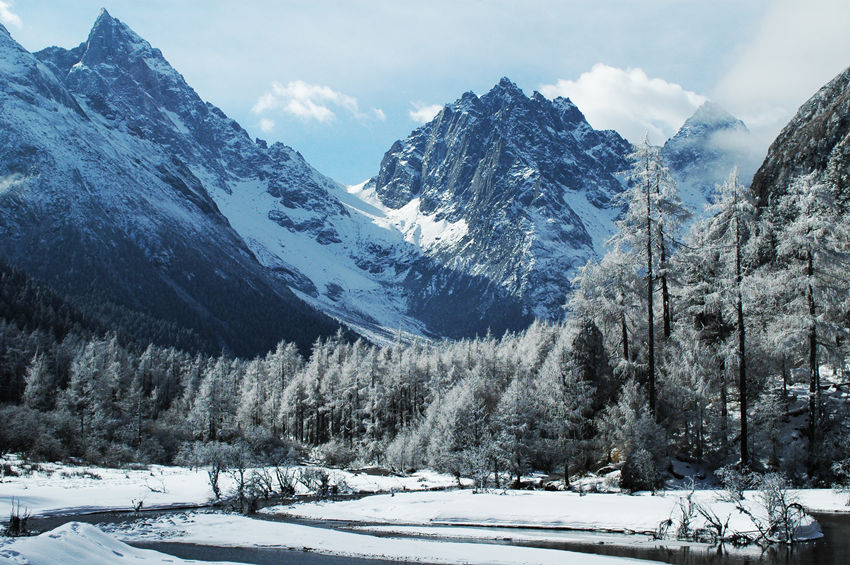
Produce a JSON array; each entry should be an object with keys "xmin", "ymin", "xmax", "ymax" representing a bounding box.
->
[
  {"xmin": 750, "ymin": 65, "xmax": 850, "ymax": 206},
  {"xmin": 0, "ymin": 12, "xmax": 343, "ymax": 356},
  {"xmin": 366, "ymin": 78, "xmax": 632, "ymax": 320},
  {"xmin": 2, "ymin": 10, "xmax": 535, "ymax": 347},
  {"xmin": 662, "ymin": 101, "xmax": 756, "ymax": 213},
  {"xmin": 33, "ymin": 10, "xmax": 430, "ymax": 343},
  {"xmin": 4, "ymin": 10, "xmax": 772, "ymax": 350}
]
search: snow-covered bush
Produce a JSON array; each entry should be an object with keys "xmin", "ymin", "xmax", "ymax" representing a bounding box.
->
[
  {"xmin": 385, "ymin": 424, "xmax": 425, "ymax": 473},
  {"xmin": 831, "ymin": 459, "xmax": 850, "ymax": 505},
  {"xmin": 715, "ymin": 465, "xmax": 752, "ymax": 502},
  {"xmin": 175, "ymin": 440, "xmax": 238, "ymax": 500},
  {"xmin": 600, "ymin": 380, "xmax": 666, "ymax": 492},
  {"xmin": 298, "ymin": 467, "xmax": 348, "ymax": 497},
  {"xmin": 755, "ymin": 473, "xmax": 806, "ymax": 544},
  {"xmin": 312, "ymin": 439, "xmax": 358, "ymax": 468}
]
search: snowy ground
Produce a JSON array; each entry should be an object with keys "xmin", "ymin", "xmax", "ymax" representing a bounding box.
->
[
  {"xmin": 0, "ymin": 455, "xmax": 467, "ymax": 519},
  {"xmin": 105, "ymin": 511, "xmax": 661, "ymax": 565},
  {"xmin": 2, "ymin": 454, "xmax": 849, "ymax": 564},
  {"xmin": 265, "ymin": 488, "xmax": 827, "ymax": 540},
  {"xmin": 0, "ymin": 522, "xmax": 245, "ymax": 565}
]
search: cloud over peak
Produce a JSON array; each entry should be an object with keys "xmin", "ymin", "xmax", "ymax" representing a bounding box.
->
[
  {"xmin": 539, "ymin": 64, "xmax": 706, "ymax": 145},
  {"xmin": 409, "ymin": 103, "xmax": 443, "ymax": 124},
  {"xmin": 0, "ymin": 0, "xmax": 22, "ymax": 28},
  {"xmin": 252, "ymin": 80, "xmax": 382, "ymax": 124}
]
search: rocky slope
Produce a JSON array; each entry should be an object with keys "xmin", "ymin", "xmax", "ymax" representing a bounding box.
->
[
  {"xmin": 0, "ymin": 13, "xmax": 342, "ymax": 356},
  {"xmin": 366, "ymin": 78, "xmax": 632, "ymax": 320},
  {"xmin": 750, "ymin": 65, "xmax": 850, "ymax": 207}
]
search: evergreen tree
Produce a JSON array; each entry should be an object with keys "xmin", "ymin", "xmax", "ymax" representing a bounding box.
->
[{"xmin": 539, "ymin": 327, "xmax": 596, "ymax": 488}]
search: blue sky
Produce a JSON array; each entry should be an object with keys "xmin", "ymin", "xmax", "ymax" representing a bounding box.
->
[{"xmin": 3, "ymin": 1, "xmax": 849, "ymax": 184}]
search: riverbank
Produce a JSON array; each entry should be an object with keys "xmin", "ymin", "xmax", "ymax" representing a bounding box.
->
[
  {"xmin": 0, "ymin": 455, "xmax": 467, "ymax": 519},
  {"xmin": 3, "ymin": 454, "xmax": 850, "ymax": 564},
  {"xmin": 262, "ymin": 488, "xmax": 829, "ymax": 541}
]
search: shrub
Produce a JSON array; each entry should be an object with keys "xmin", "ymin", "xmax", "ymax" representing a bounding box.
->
[
  {"xmin": 312, "ymin": 440, "xmax": 357, "ymax": 468},
  {"xmin": 620, "ymin": 448, "xmax": 663, "ymax": 492}
]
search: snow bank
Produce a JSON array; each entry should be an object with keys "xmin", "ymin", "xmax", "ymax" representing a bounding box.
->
[
  {"xmin": 0, "ymin": 456, "xmax": 465, "ymax": 518},
  {"xmin": 795, "ymin": 489, "xmax": 850, "ymax": 513},
  {"xmin": 268, "ymin": 489, "xmax": 824, "ymax": 541},
  {"xmin": 110, "ymin": 511, "xmax": 662, "ymax": 565},
  {"xmin": 0, "ymin": 461, "xmax": 213, "ymax": 518},
  {"xmin": 0, "ymin": 522, "xmax": 242, "ymax": 565}
]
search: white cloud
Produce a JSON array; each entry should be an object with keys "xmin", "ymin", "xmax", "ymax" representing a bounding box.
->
[
  {"xmin": 258, "ymin": 118, "xmax": 275, "ymax": 133},
  {"xmin": 252, "ymin": 80, "xmax": 381, "ymax": 124},
  {"xmin": 409, "ymin": 103, "xmax": 443, "ymax": 124},
  {"xmin": 712, "ymin": 0, "xmax": 850, "ymax": 150},
  {"xmin": 0, "ymin": 0, "xmax": 22, "ymax": 28},
  {"xmin": 539, "ymin": 64, "xmax": 706, "ymax": 145}
]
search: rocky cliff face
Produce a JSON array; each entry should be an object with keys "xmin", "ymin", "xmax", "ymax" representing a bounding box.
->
[
  {"xmin": 0, "ymin": 12, "xmax": 342, "ymax": 356},
  {"xmin": 368, "ymin": 78, "xmax": 632, "ymax": 320},
  {"xmin": 750, "ymin": 66, "xmax": 850, "ymax": 207}
]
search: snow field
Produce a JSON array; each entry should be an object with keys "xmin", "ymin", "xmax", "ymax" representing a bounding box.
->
[
  {"xmin": 0, "ymin": 521, "xmax": 244, "ymax": 565},
  {"xmin": 0, "ymin": 456, "xmax": 465, "ymax": 519},
  {"xmin": 107, "ymin": 511, "xmax": 662, "ymax": 565},
  {"xmin": 267, "ymin": 488, "xmax": 826, "ymax": 540}
]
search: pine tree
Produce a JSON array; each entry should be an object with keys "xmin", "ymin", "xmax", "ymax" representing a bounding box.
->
[
  {"xmin": 495, "ymin": 372, "xmax": 540, "ymax": 487},
  {"xmin": 539, "ymin": 327, "xmax": 596, "ymax": 488},
  {"xmin": 570, "ymin": 248, "xmax": 642, "ymax": 378}
]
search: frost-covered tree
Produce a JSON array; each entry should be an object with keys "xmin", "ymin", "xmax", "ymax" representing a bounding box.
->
[
  {"xmin": 23, "ymin": 353, "xmax": 54, "ymax": 411},
  {"xmin": 661, "ymin": 323, "xmax": 719, "ymax": 463},
  {"xmin": 495, "ymin": 372, "xmax": 540, "ymax": 487},
  {"xmin": 263, "ymin": 341, "xmax": 303, "ymax": 437},
  {"xmin": 599, "ymin": 379, "xmax": 666, "ymax": 491},
  {"xmin": 767, "ymin": 174, "xmax": 850, "ymax": 465},
  {"xmin": 538, "ymin": 325, "xmax": 598, "ymax": 487},
  {"xmin": 424, "ymin": 376, "xmax": 487, "ymax": 483},
  {"xmin": 237, "ymin": 359, "xmax": 268, "ymax": 431},
  {"xmin": 189, "ymin": 356, "xmax": 235, "ymax": 442},
  {"xmin": 570, "ymin": 248, "xmax": 642, "ymax": 378},
  {"xmin": 607, "ymin": 138, "xmax": 689, "ymax": 417},
  {"xmin": 61, "ymin": 336, "xmax": 129, "ymax": 451},
  {"xmin": 692, "ymin": 168, "xmax": 758, "ymax": 467}
]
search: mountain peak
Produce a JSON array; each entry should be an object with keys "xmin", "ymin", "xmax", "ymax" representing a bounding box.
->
[
  {"xmin": 685, "ymin": 101, "xmax": 744, "ymax": 129},
  {"xmin": 83, "ymin": 9, "xmax": 150, "ymax": 65},
  {"xmin": 492, "ymin": 77, "xmax": 524, "ymax": 96}
]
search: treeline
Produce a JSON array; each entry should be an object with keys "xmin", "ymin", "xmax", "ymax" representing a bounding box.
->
[{"xmin": 1, "ymin": 143, "xmax": 849, "ymax": 489}]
